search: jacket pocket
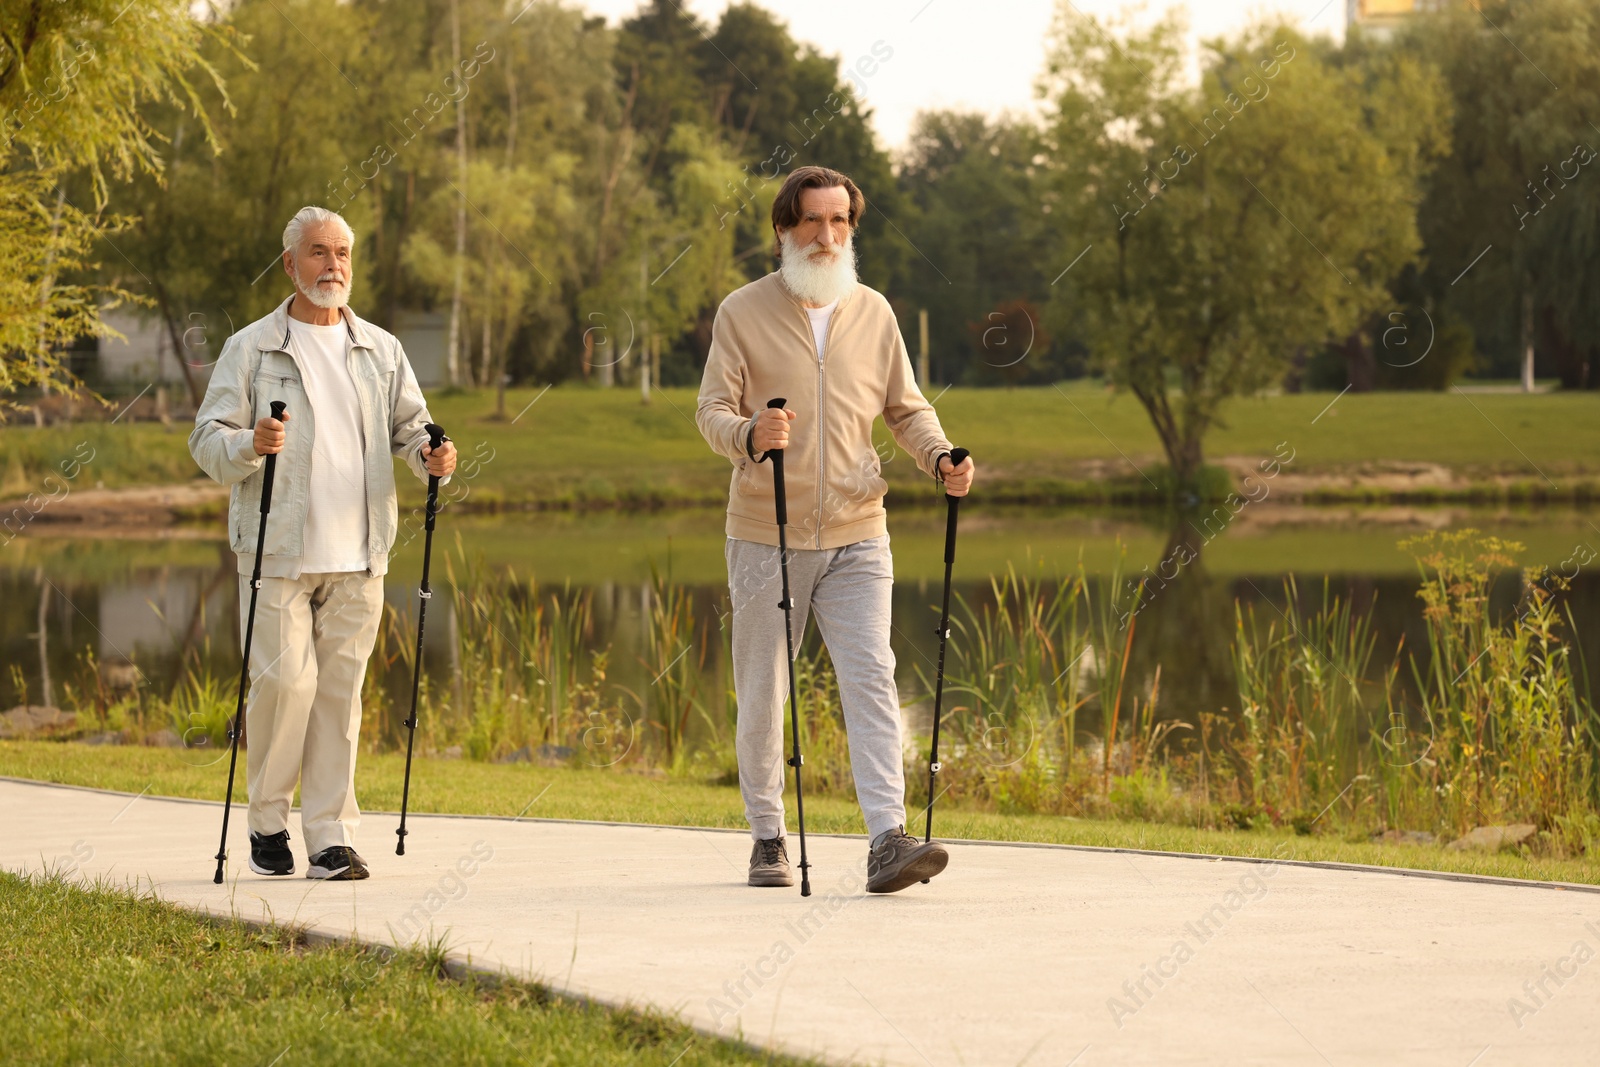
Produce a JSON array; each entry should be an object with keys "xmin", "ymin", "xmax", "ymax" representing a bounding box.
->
[
  {"xmin": 839, "ymin": 447, "xmax": 887, "ymax": 506},
  {"xmin": 252, "ymin": 373, "xmax": 304, "ymax": 422},
  {"xmin": 230, "ymin": 479, "xmax": 261, "ymax": 555}
]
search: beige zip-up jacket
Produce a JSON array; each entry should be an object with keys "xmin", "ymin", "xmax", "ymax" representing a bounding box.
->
[{"xmin": 696, "ymin": 271, "xmax": 952, "ymax": 550}]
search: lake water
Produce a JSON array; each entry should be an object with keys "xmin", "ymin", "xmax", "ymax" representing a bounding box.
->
[{"xmin": 5, "ymin": 505, "xmax": 1598, "ymax": 738}]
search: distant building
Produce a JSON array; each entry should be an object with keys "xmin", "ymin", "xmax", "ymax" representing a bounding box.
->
[
  {"xmin": 1348, "ymin": 0, "xmax": 1480, "ymax": 38},
  {"xmin": 95, "ymin": 307, "xmax": 450, "ymax": 395}
]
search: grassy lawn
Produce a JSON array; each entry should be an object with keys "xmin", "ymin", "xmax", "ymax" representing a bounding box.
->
[
  {"xmin": 5, "ymin": 740, "xmax": 1597, "ymax": 887},
  {"xmin": 4, "ymin": 384, "xmax": 1597, "ymax": 505},
  {"xmin": 0, "ymin": 869, "xmax": 807, "ymax": 1066}
]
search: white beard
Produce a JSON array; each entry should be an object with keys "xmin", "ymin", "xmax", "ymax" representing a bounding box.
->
[
  {"xmin": 294, "ymin": 266, "xmax": 352, "ymax": 311},
  {"xmin": 778, "ymin": 230, "xmax": 857, "ymax": 306}
]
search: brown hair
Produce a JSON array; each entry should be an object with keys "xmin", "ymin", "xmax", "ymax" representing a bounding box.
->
[{"xmin": 770, "ymin": 165, "xmax": 865, "ymax": 258}]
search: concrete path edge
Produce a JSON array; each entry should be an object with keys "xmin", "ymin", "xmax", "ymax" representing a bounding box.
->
[{"xmin": 7, "ymin": 774, "xmax": 1597, "ymax": 897}]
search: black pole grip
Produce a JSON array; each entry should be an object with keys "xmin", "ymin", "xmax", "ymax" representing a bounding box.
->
[
  {"xmin": 765, "ymin": 398, "xmax": 788, "ymax": 525},
  {"xmin": 423, "ymin": 424, "xmax": 446, "ymax": 532},
  {"xmin": 943, "ymin": 447, "xmax": 968, "ymax": 563},
  {"xmin": 259, "ymin": 401, "xmax": 288, "ymax": 514}
]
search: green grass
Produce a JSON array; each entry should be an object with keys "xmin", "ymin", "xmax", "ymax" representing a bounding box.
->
[
  {"xmin": 5, "ymin": 384, "xmax": 1599, "ymax": 505},
  {"xmin": 6, "ymin": 741, "xmax": 1597, "ymax": 887},
  {"xmin": 0, "ymin": 868, "xmax": 807, "ymax": 1066}
]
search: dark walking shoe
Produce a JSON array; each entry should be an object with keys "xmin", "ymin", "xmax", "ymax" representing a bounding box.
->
[
  {"xmin": 307, "ymin": 846, "xmax": 370, "ymax": 881},
  {"xmin": 748, "ymin": 836, "xmax": 794, "ymax": 887},
  {"xmin": 248, "ymin": 830, "xmax": 294, "ymax": 876},
  {"xmin": 866, "ymin": 826, "xmax": 948, "ymax": 894}
]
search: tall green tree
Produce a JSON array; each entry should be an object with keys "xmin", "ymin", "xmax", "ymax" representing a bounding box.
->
[
  {"xmin": 113, "ymin": 0, "xmax": 375, "ymax": 402},
  {"xmin": 894, "ymin": 110, "xmax": 1060, "ymax": 386},
  {"xmin": 1397, "ymin": 0, "xmax": 1600, "ymax": 388},
  {"xmin": 1039, "ymin": 11, "xmax": 1447, "ymax": 490},
  {"xmin": 616, "ymin": 1, "xmax": 906, "ymax": 362},
  {"xmin": 702, "ymin": 3, "xmax": 906, "ymax": 292},
  {"xmin": 0, "ymin": 0, "xmax": 235, "ymax": 404}
]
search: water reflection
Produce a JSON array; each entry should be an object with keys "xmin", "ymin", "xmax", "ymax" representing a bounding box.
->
[{"xmin": 4, "ymin": 506, "xmax": 1597, "ymax": 742}]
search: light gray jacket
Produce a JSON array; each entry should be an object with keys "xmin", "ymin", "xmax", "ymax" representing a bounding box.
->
[{"xmin": 189, "ymin": 295, "xmax": 440, "ymax": 579}]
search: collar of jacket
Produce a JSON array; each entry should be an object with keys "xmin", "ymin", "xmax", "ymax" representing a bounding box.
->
[
  {"xmin": 257, "ymin": 294, "xmax": 377, "ymax": 352},
  {"xmin": 766, "ymin": 268, "xmax": 861, "ymax": 316}
]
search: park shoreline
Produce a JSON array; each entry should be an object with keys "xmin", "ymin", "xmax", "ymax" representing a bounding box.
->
[{"xmin": 3, "ymin": 459, "xmax": 1596, "ymax": 536}]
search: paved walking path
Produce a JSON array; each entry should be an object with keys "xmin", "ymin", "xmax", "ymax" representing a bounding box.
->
[{"xmin": 5, "ymin": 777, "xmax": 1598, "ymax": 1066}]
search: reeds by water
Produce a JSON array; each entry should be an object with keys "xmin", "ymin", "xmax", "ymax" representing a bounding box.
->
[{"xmin": 61, "ymin": 530, "xmax": 1600, "ymax": 856}]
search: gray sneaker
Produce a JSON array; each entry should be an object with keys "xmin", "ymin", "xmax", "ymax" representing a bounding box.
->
[
  {"xmin": 867, "ymin": 826, "xmax": 949, "ymax": 894},
  {"xmin": 307, "ymin": 846, "xmax": 369, "ymax": 881},
  {"xmin": 748, "ymin": 836, "xmax": 794, "ymax": 887}
]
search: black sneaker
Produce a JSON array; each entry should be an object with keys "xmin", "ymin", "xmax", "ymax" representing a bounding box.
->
[
  {"xmin": 866, "ymin": 826, "xmax": 948, "ymax": 894},
  {"xmin": 748, "ymin": 836, "xmax": 794, "ymax": 887},
  {"xmin": 306, "ymin": 846, "xmax": 370, "ymax": 881},
  {"xmin": 249, "ymin": 830, "xmax": 294, "ymax": 876}
]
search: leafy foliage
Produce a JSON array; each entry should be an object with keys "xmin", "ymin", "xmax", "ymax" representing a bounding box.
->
[
  {"xmin": 1037, "ymin": 13, "xmax": 1449, "ymax": 488},
  {"xmin": 0, "ymin": 0, "xmax": 236, "ymax": 405}
]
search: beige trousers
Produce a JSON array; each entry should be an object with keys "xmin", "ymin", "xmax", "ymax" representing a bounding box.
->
[{"xmin": 240, "ymin": 570, "xmax": 384, "ymax": 855}]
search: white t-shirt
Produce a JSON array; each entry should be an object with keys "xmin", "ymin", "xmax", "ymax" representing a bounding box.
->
[
  {"xmin": 804, "ymin": 300, "xmax": 837, "ymax": 361},
  {"xmin": 286, "ymin": 318, "xmax": 369, "ymax": 573}
]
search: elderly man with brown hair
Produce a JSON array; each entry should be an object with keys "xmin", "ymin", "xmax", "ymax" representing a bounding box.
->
[
  {"xmin": 190, "ymin": 206, "xmax": 456, "ymax": 882},
  {"xmin": 696, "ymin": 165, "xmax": 977, "ymax": 895}
]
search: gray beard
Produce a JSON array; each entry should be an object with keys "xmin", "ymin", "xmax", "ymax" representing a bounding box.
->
[
  {"xmin": 296, "ymin": 272, "xmax": 351, "ymax": 311},
  {"xmin": 779, "ymin": 231, "xmax": 857, "ymax": 306}
]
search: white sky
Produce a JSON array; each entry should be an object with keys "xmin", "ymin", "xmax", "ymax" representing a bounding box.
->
[{"xmin": 577, "ymin": 0, "xmax": 1350, "ymax": 153}]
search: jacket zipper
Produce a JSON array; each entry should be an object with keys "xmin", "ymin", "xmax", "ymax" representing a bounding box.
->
[
  {"xmin": 815, "ymin": 302, "xmax": 841, "ymax": 550},
  {"xmin": 275, "ymin": 339, "xmax": 308, "ymax": 568},
  {"xmin": 344, "ymin": 340, "xmax": 375, "ymax": 557}
]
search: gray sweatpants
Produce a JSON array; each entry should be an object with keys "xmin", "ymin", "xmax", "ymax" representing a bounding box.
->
[{"xmin": 726, "ymin": 534, "xmax": 906, "ymax": 842}]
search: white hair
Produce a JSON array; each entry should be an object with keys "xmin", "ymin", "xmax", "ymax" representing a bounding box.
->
[{"xmin": 282, "ymin": 205, "xmax": 354, "ymax": 254}]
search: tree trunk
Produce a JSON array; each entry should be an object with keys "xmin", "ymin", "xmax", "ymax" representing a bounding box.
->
[
  {"xmin": 35, "ymin": 186, "xmax": 70, "ymax": 396},
  {"xmin": 495, "ymin": 325, "xmax": 507, "ymax": 421},
  {"xmin": 504, "ymin": 37, "xmax": 517, "ymax": 167},
  {"xmin": 1540, "ymin": 302, "xmax": 1586, "ymax": 390},
  {"xmin": 1131, "ymin": 379, "xmax": 1200, "ymax": 496},
  {"xmin": 389, "ymin": 170, "xmax": 415, "ymax": 327},
  {"xmin": 151, "ymin": 280, "xmax": 204, "ymax": 407},
  {"xmin": 445, "ymin": 0, "xmax": 467, "ymax": 387},
  {"xmin": 480, "ymin": 310, "xmax": 492, "ymax": 391},
  {"xmin": 1341, "ymin": 329, "xmax": 1374, "ymax": 392},
  {"xmin": 1520, "ymin": 288, "xmax": 1536, "ymax": 392}
]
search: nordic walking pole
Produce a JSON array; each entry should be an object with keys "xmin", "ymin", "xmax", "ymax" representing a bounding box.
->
[
  {"xmin": 923, "ymin": 447, "xmax": 970, "ymax": 847},
  {"xmin": 764, "ymin": 398, "xmax": 812, "ymax": 897},
  {"xmin": 397, "ymin": 422, "xmax": 447, "ymax": 856},
  {"xmin": 214, "ymin": 400, "xmax": 287, "ymax": 884}
]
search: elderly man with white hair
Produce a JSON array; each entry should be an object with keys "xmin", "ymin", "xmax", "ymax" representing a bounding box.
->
[
  {"xmin": 697, "ymin": 165, "xmax": 977, "ymax": 894},
  {"xmin": 190, "ymin": 205, "xmax": 456, "ymax": 881}
]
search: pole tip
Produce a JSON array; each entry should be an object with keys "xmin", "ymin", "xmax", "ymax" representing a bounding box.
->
[{"xmin": 212, "ymin": 868, "xmax": 223, "ymax": 885}]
